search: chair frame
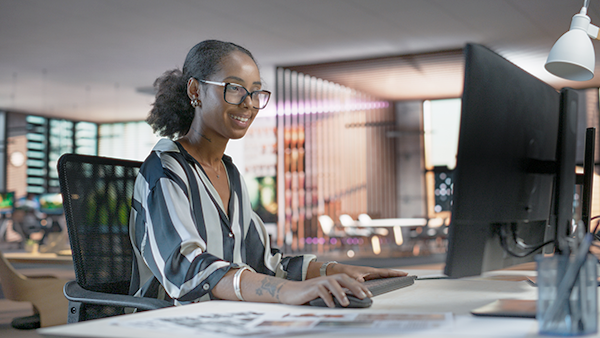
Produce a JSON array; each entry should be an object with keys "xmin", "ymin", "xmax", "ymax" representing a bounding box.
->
[{"xmin": 58, "ymin": 153, "xmax": 170, "ymax": 323}]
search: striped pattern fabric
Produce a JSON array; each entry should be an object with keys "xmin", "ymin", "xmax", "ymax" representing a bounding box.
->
[{"xmin": 129, "ymin": 139, "xmax": 315, "ymax": 304}]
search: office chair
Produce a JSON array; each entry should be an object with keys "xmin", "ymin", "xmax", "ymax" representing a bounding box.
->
[
  {"xmin": 339, "ymin": 214, "xmax": 387, "ymax": 254},
  {"xmin": 317, "ymin": 215, "xmax": 347, "ymax": 239},
  {"xmin": 339, "ymin": 214, "xmax": 373, "ymax": 237},
  {"xmin": 0, "ymin": 249, "xmax": 69, "ymax": 328},
  {"xmin": 58, "ymin": 154, "xmax": 171, "ymax": 323}
]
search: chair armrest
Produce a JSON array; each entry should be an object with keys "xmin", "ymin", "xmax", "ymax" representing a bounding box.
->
[
  {"xmin": 26, "ymin": 275, "xmax": 61, "ymax": 279},
  {"xmin": 63, "ymin": 280, "xmax": 172, "ymax": 311}
]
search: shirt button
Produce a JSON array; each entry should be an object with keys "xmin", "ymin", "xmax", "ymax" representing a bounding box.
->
[
  {"xmin": 203, "ymin": 284, "xmax": 210, "ymax": 290},
  {"xmin": 228, "ymin": 232, "xmax": 234, "ymax": 238}
]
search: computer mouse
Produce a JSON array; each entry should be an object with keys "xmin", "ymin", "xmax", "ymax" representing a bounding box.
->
[{"xmin": 308, "ymin": 294, "xmax": 373, "ymax": 308}]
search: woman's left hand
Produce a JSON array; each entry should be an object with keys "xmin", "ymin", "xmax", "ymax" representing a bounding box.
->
[{"xmin": 328, "ymin": 263, "xmax": 407, "ymax": 282}]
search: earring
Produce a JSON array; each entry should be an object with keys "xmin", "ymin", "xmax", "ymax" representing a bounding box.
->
[{"xmin": 190, "ymin": 96, "xmax": 200, "ymax": 108}]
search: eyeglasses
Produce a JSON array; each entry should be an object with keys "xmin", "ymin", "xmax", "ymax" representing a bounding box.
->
[{"xmin": 200, "ymin": 80, "xmax": 271, "ymax": 109}]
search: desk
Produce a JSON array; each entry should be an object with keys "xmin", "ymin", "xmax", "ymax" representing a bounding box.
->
[
  {"xmin": 37, "ymin": 268, "xmax": 561, "ymax": 338},
  {"xmin": 4, "ymin": 251, "xmax": 73, "ymax": 265},
  {"xmin": 355, "ymin": 218, "xmax": 428, "ymax": 228}
]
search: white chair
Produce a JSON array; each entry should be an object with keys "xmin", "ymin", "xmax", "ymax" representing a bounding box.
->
[
  {"xmin": 357, "ymin": 213, "xmax": 373, "ymax": 226},
  {"xmin": 339, "ymin": 214, "xmax": 372, "ymax": 237},
  {"xmin": 339, "ymin": 214, "xmax": 358, "ymax": 227},
  {"xmin": 340, "ymin": 214, "xmax": 390, "ymax": 254},
  {"xmin": 319, "ymin": 214, "xmax": 384, "ymax": 254},
  {"xmin": 317, "ymin": 215, "xmax": 346, "ymax": 238}
]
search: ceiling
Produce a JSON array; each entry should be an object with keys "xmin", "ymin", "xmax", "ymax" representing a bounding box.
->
[{"xmin": 2, "ymin": 0, "xmax": 600, "ymax": 123}]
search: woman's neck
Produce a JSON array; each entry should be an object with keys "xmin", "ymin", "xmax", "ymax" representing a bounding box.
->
[{"xmin": 179, "ymin": 128, "xmax": 228, "ymax": 169}]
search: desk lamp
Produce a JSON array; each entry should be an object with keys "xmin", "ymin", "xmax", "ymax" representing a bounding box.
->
[{"xmin": 545, "ymin": 0, "xmax": 599, "ymax": 81}]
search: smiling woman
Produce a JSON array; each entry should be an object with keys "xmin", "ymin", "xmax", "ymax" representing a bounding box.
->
[{"xmin": 130, "ymin": 40, "xmax": 406, "ymax": 310}]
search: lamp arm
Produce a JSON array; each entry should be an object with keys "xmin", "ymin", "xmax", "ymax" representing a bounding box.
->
[
  {"xmin": 588, "ymin": 23, "xmax": 600, "ymax": 39},
  {"xmin": 580, "ymin": 0, "xmax": 598, "ymax": 38}
]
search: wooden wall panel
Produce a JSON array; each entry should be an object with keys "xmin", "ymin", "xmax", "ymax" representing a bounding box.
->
[{"xmin": 276, "ymin": 68, "xmax": 396, "ymax": 253}]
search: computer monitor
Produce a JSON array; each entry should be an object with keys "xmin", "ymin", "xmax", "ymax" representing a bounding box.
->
[
  {"xmin": 38, "ymin": 193, "xmax": 64, "ymax": 215},
  {"xmin": 0, "ymin": 192, "xmax": 15, "ymax": 214},
  {"xmin": 444, "ymin": 43, "xmax": 580, "ymax": 278}
]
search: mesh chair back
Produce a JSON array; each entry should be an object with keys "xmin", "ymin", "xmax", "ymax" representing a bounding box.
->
[{"xmin": 58, "ymin": 154, "xmax": 142, "ymax": 320}]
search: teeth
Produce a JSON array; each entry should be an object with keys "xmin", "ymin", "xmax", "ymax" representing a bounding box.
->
[{"xmin": 230, "ymin": 114, "xmax": 249, "ymax": 122}]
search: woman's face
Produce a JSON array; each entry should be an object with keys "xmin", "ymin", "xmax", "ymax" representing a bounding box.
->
[{"xmin": 197, "ymin": 51, "xmax": 262, "ymax": 141}]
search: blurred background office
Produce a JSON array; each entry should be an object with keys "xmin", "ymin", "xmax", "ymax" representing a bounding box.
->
[{"xmin": 1, "ymin": 0, "xmax": 600, "ymax": 261}]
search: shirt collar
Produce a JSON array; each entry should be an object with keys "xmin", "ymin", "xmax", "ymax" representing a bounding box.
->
[{"xmin": 152, "ymin": 138, "xmax": 233, "ymax": 164}]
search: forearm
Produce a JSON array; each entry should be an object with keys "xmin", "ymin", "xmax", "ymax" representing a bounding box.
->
[
  {"xmin": 211, "ymin": 268, "xmax": 291, "ymax": 303},
  {"xmin": 212, "ymin": 266, "xmax": 377, "ymax": 307}
]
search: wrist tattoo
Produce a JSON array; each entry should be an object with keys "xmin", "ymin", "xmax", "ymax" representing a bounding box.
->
[{"xmin": 256, "ymin": 277, "xmax": 285, "ymax": 300}]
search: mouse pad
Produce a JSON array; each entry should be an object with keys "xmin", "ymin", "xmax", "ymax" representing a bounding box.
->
[{"xmin": 470, "ymin": 299, "xmax": 536, "ymax": 318}]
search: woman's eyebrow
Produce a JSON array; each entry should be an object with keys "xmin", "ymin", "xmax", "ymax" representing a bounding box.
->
[
  {"xmin": 223, "ymin": 76, "xmax": 262, "ymax": 87},
  {"xmin": 224, "ymin": 76, "xmax": 244, "ymax": 83}
]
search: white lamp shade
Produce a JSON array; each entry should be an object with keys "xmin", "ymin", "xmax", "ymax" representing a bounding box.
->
[{"xmin": 545, "ymin": 28, "xmax": 595, "ymax": 81}]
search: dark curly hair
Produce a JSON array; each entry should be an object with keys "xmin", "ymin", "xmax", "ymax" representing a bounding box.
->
[{"xmin": 146, "ymin": 40, "xmax": 256, "ymax": 139}]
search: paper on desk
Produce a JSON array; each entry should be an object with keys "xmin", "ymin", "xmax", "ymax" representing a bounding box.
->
[{"xmin": 111, "ymin": 310, "xmax": 454, "ymax": 337}]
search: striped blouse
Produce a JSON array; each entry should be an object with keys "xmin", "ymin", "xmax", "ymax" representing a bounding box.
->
[{"xmin": 129, "ymin": 139, "xmax": 316, "ymax": 304}]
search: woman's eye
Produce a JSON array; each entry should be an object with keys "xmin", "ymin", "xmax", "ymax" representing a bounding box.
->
[{"xmin": 226, "ymin": 85, "xmax": 244, "ymax": 93}]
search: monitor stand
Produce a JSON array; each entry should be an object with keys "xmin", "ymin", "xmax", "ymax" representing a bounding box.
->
[{"xmin": 470, "ymin": 127, "xmax": 596, "ymax": 319}]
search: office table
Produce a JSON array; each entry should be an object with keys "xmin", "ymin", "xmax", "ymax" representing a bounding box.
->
[
  {"xmin": 354, "ymin": 218, "xmax": 428, "ymax": 227},
  {"xmin": 4, "ymin": 251, "xmax": 73, "ymax": 265},
  {"xmin": 36, "ymin": 268, "xmax": 566, "ymax": 338}
]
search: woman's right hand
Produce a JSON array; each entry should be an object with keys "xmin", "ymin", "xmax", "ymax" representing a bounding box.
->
[
  {"xmin": 277, "ymin": 274, "xmax": 373, "ymax": 308},
  {"xmin": 213, "ymin": 269, "xmax": 372, "ymax": 308}
]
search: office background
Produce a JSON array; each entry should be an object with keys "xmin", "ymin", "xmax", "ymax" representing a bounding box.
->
[{"xmin": 2, "ymin": 0, "xmax": 600, "ymax": 255}]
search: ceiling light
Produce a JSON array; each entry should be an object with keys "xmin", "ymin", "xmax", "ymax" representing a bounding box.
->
[{"xmin": 545, "ymin": 0, "xmax": 599, "ymax": 81}]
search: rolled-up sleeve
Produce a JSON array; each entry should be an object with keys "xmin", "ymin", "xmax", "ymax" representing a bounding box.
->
[{"xmin": 249, "ymin": 212, "xmax": 316, "ymax": 281}]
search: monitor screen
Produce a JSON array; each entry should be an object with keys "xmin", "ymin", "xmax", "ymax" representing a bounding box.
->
[
  {"xmin": 0, "ymin": 192, "xmax": 15, "ymax": 214},
  {"xmin": 39, "ymin": 193, "xmax": 64, "ymax": 215},
  {"xmin": 444, "ymin": 43, "xmax": 579, "ymax": 278}
]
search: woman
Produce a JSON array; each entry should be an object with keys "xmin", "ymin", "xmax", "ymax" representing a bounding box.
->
[{"xmin": 129, "ymin": 40, "xmax": 406, "ymax": 308}]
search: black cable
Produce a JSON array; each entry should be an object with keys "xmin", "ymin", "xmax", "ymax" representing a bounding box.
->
[
  {"xmin": 510, "ymin": 224, "xmax": 540, "ymax": 250},
  {"xmin": 498, "ymin": 223, "xmax": 554, "ymax": 258}
]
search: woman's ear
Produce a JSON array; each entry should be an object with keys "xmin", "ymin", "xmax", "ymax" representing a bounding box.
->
[{"xmin": 187, "ymin": 78, "xmax": 200, "ymax": 100}]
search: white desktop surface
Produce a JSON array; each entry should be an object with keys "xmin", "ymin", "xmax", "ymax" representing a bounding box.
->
[
  {"xmin": 351, "ymin": 218, "xmax": 428, "ymax": 227},
  {"xmin": 37, "ymin": 269, "xmax": 555, "ymax": 338}
]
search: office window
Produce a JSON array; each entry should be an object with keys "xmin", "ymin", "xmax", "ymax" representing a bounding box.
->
[
  {"xmin": 423, "ymin": 99, "xmax": 461, "ymax": 215},
  {"xmin": 25, "ymin": 116, "xmax": 48, "ymax": 194},
  {"xmin": 75, "ymin": 122, "xmax": 98, "ymax": 155},
  {"xmin": 98, "ymin": 122, "xmax": 160, "ymax": 160},
  {"xmin": 23, "ymin": 116, "xmax": 98, "ymax": 194},
  {"xmin": 48, "ymin": 119, "xmax": 74, "ymax": 190},
  {"xmin": 423, "ymin": 99, "xmax": 461, "ymax": 169}
]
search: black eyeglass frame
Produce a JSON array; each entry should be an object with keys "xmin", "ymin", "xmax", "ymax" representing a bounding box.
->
[{"xmin": 200, "ymin": 80, "xmax": 271, "ymax": 109}]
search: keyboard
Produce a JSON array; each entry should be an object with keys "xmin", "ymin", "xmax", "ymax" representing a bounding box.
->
[
  {"xmin": 364, "ymin": 275, "xmax": 418, "ymax": 297},
  {"xmin": 308, "ymin": 275, "xmax": 417, "ymax": 308}
]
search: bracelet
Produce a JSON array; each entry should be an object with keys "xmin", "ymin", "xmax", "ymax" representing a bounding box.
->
[
  {"xmin": 233, "ymin": 267, "xmax": 251, "ymax": 301},
  {"xmin": 320, "ymin": 261, "xmax": 338, "ymax": 276}
]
